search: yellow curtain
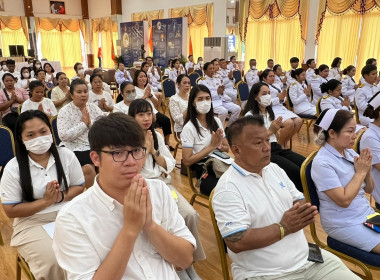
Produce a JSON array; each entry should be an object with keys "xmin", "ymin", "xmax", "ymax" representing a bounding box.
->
[
  {"xmin": 317, "ymin": 11, "xmax": 361, "ymax": 70},
  {"xmin": 356, "ymin": 10, "xmax": 380, "ymax": 81},
  {"xmin": 244, "ymin": 17, "xmax": 274, "ymax": 71},
  {"xmin": 274, "ymin": 16, "xmax": 305, "ymax": 71},
  {"xmin": 92, "ymin": 32, "xmax": 100, "ymax": 68},
  {"xmin": 1, "ymin": 27, "xmax": 28, "ymax": 57},
  {"xmin": 101, "ymin": 31, "xmax": 113, "ymax": 69},
  {"xmin": 189, "ymin": 23, "xmax": 208, "ymax": 60},
  {"xmin": 132, "ymin": 10, "xmax": 164, "ymax": 27},
  {"xmin": 39, "ymin": 29, "xmax": 82, "ymax": 68},
  {"xmin": 0, "ymin": 16, "xmax": 28, "ymax": 41},
  {"xmin": 91, "ymin": 17, "xmax": 114, "ymax": 68}
]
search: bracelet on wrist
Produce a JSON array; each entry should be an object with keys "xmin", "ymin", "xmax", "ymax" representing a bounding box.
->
[{"xmin": 57, "ymin": 191, "xmax": 65, "ymax": 203}]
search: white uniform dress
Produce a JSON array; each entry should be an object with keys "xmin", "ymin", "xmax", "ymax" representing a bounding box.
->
[
  {"xmin": 168, "ymin": 68, "xmax": 186, "ymax": 82},
  {"xmin": 285, "ymin": 68, "xmax": 296, "ymax": 87},
  {"xmin": 147, "ymin": 67, "xmax": 161, "ymax": 91},
  {"xmin": 305, "ymin": 68, "xmax": 315, "ymax": 85},
  {"xmin": 341, "ymin": 75, "xmax": 357, "ymax": 103},
  {"xmin": 320, "ymin": 95, "xmax": 351, "ymax": 112},
  {"xmin": 360, "ymin": 123, "xmax": 380, "ymax": 204},
  {"xmin": 198, "ymin": 75, "xmax": 241, "ymax": 126},
  {"xmin": 274, "ymin": 75, "xmax": 286, "ymax": 91},
  {"xmin": 329, "ymin": 67, "xmax": 342, "ymax": 81},
  {"xmin": 245, "ymin": 68, "xmax": 260, "ymax": 91},
  {"xmin": 289, "ymin": 81, "xmax": 316, "ymax": 116},
  {"xmin": 267, "ymin": 83, "xmax": 297, "ymax": 121},
  {"xmin": 355, "ymin": 82, "xmax": 376, "ymax": 126},
  {"xmin": 311, "ymin": 143, "xmax": 378, "ymax": 252},
  {"xmin": 310, "ymin": 75, "xmax": 330, "ymax": 104}
]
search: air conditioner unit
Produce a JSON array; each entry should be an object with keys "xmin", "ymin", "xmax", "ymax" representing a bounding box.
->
[{"xmin": 203, "ymin": 37, "xmax": 237, "ymax": 62}]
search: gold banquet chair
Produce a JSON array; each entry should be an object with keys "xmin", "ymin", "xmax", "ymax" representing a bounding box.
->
[
  {"xmin": 209, "ymin": 189, "xmax": 231, "ymax": 280},
  {"xmin": 17, "ymin": 253, "xmax": 36, "ymax": 280}
]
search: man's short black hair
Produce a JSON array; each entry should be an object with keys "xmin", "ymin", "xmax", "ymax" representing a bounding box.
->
[
  {"xmin": 306, "ymin": 58, "xmax": 315, "ymax": 67},
  {"xmin": 6, "ymin": 59, "xmax": 15, "ymax": 65},
  {"xmin": 89, "ymin": 113, "xmax": 145, "ymax": 152},
  {"xmin": 226, "ymin": 115, "xmax": 264, "ymax": 146},
  {"xmin": 290, "ymin": 57, "xmax": 299, "ymax": 63}
]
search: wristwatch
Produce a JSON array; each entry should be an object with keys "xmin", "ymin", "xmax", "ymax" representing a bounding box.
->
[{"xmin": 277, "ymin": 223, "xmax": 285, "ymax": 239}]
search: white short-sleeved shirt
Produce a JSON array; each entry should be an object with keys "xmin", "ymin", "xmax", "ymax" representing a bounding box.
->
[
  {"xmin": 135, "ymin": 87, "xmax": 158, "ymax": 114},
  {"xmin": 88, "ymin": 90, "xmax": 114, "ymax": 111},
  {"xmin": 169, "ymin": 94, "xmax": 188, "ymax": 133},
  {"xmin": 0, "ymin": 147, "xmax": 84, "ymax": 224},
  {"xmin": 21, "ymin": 97, "xmax": 58, "ymax": 116},
  {"xmin": 311, "ymin": 143, "xmax": 374, "ymax": 229},
  {"xmin": 181, "ymin": 117, "xmax": 224, "ymax": 154},
  {"xmin": 360, "ymin": 123, "xmax": 380, "ymax": 203},
  {"xmin": 52, "ymin": 177, "xmax": 196, "ymax": 280},
  {"xmin": 212, "ymin": 162, "xmax": 307, "ymax": 279},
  {"xmin": 113, "ymin": 101, "xmax": 130, "ymax": 114},
  {"xmin": 57, "ymin": 102, "xmax": 106, "ymax": 151},
  {"xmin": 245, "ymin": 111, "xmax": 277, "ymax": 143}
]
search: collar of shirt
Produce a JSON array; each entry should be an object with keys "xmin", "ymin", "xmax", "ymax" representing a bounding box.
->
[
  {"xmin": 196, "ymin": 118, "xmax": 210, "ymax": 131},
  {"xmin": 362, "ymin": 81, "xmax": 373, "ymax": 88},
  {"xmin": 28, "ymin": 153, "xmax": 55, "ymax": 169},
  {"xmin": 323, "ymin": 142, "xmax": 356, "ymax": 163},
  {"xmin": 231, "ymin": 162, "xmax": 268, "ymax": 178},
  {"xmin": 92, "ymin": 175, "xmax": 121, "ymax": 211}
]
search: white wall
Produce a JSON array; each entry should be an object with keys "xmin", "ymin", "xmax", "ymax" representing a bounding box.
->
[
  {"xmin": 122, "ymin": 0, "xmax": 227, "ymax": 37},
  {"xmin": 0, "ymin": 0, "xmax": 24, "ymax": 16},
  {"xmin": 32, "ymin": 0, "xmax": 82, "ymax": 19},
  {"xmin": 88, "ymin": 0, "xmax": 111, "ymax": 19},
  {"xmin": 304, "ymin": 0, "xmax": 319, "ymax": 62}
]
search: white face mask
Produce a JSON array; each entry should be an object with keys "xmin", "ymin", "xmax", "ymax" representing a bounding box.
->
[
  {"xmin": 78, "ymin": 69, "xmax": 85, "ymax": 76},
  {"xmin": 23, "ymin": 134, "xmax": 53, "ymax": 154},
  {"xmin": 35, "ymin": 64, "xmax": 42, "ymax": 69},
  {"xmin": 125, "ymin": 91, "xmax": 137, "ymax": 102},
  {"xmin": 22, "ymin": 72, "xmax": 30, "ymax": 78},
  {"xmin": 259, "ymin": 94, "xmax": 272, "ymax": 107},
  {"xmin": 29, "ymin": 63, "xmax": 33, "ymax": 67},
  {"xmin": 2, "ymin": 65, "xmax": 8, "ymax": 71},
  {"xmin": 195, "ymin": 100, "xmax": 211, "ymax": 114}
]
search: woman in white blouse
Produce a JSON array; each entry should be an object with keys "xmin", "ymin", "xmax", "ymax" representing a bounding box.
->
[
  {"xmin": 273, "ymin": 64, "xmax": 287, "ymax": 91},
  {"xmin": 0, "ymin": 110, "xmax": 84, "ymax": 280},
  {"xmin": 43, "ymin": 62, "xmax": 55, "ymax": 88},
  {"xmin": 329, "ymin": 57, "xmax": 343, "ymax": 81},
  {"xmin": 113, "ymin": 81, "xmax": 136, "ymax": 114},
  {"xmin": 88, "ymin": 74, "xmax": 114, "ymax": 112},
  {"xmin": 57, "ymin": 79, "xmax": 105, "ymax": 189},
  {"xmin": 168, "ymin": 58, "xmax": 186, "ymax": 82},
  {"xmin": 342, "ymin": 65, "xmax": 358, "ymax": 104},
  {"xmin": 51, "ymin": 72, "xmax": 71, "ymax": 111},
  {"xmin": 18, "ymin": 67, "xmax": 32, "ymax": 89},
  {"xmin": 128, "ymin": 99, "xmax": 205, "ymax": 280},
  {"xmin": 169, "ymin": 74, "xmax": 190, "ymax": 136}
]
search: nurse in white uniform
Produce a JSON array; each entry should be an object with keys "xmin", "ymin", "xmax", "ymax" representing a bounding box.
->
[
  {"xmin": 341, "ymin": 65, "xmax": 358, "ymax": 104},
  {"xmin": 311, "ymin": 109, "xmax": 380, "ymax": 254},
  {"xmin": 360, "ymin": 93, "xmax": 380, "ymax": 209}
]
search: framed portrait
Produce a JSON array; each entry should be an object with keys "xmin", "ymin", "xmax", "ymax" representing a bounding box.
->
[
  {"xmin": 50, "ymin": 1, "xmax": 66, "ymax": 15},
  {"xmin": 0, "ymin": 0, "xmax": 4, "ymax": 12}
]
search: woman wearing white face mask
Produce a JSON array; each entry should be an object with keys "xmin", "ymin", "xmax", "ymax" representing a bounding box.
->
[
  {"xmin": 0, "ymin": 110, "xmax": 85, "ymax": 280},
  {"xmin": 113, "ymin": 81, "xmax": 136, "ymax": 114},
  {"xmin": 31, "ymin": 60, "xmax": 42, "ymax": 78},
  {"xmin": 181, "ymin": 84, "xmax": 229, "ymax": 196},
  {"xmin": 19, "ymin": 66, "xmax": 32, "ymax": 89},
  {"xmin": 242, "ymin": 82, "xmax": 306, "ymax": 192}
]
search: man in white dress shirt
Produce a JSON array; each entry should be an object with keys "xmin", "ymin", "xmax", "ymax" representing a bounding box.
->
[
  {"xmin": 212, "ymin": 116, "xmax": 360, "ymax": 280},
  {"xmin": 286, "ymin": 57, "xmax": 299, "ymax": 87},
  {"xmin": 305, "ymin": 58, "xmax": 316, "ymax": 85},
  {"xmin": 219, "ymin": 58, "xmax": 238, "ymax": 103},
  {"xmin": 115, "ymin": 62, "xmax": 133, "ymax": 86},
  {"xmin": 53, "ymin": 113, "xmax": 195, "ymax": 280},
  {"xmin": 266, "ymin": 59, "xmax": 274, "ymax": 70},
  {"xmin": 185, "ymin": 55, "xmax": 195, "ymax": 73},
  {"xmin": 198, "ymin": 62, "xmax": 241, "ymax": 127},
  {"xmin": 245, "ymin": 59, "xmax": 261, "ymax": 90}
]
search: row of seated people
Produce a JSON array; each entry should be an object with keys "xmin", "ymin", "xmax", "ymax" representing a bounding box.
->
[{"xmin": 1, "ymin": 56, "xmax": 380, "ymax": 279}]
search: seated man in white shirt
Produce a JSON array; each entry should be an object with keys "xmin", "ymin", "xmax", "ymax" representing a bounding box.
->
[
  {"xmin": 286, "ymin": 57, "xmax": 299, "ymax": 87},
  {"xmin": 185, "ymin": 55, "xmax": 195, "ymax": 73},
  {"xmin": 115, "ymin": 62, "xmax": 133, "ymax": 86},
  {"xmin": 212, "ymin": 115, "xmax": 360, "ymax": 280},
  {"xmin": 218, "ymin": 58, "xmax": 238, "ymax": 104},
  {"xmin": 53, "ymin": 113, "xmax": 196, "ymax": 280},
  {"xmin": 245, "ymin": 59, "xmax": 261, "ymax": 91},
  {"xmin": 266, "ymin": 59, "xmax": 274, "ymax": 70}
]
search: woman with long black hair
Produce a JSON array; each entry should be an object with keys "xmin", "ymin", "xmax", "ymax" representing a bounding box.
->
[{"xmin": 0, "ymin": 110, "xmax": 84, "ymax": 279}]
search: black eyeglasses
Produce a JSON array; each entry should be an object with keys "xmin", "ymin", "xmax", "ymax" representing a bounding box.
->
[{"xmin": 98, "ymin": 147, "xmax": 146, "ymax": 162}]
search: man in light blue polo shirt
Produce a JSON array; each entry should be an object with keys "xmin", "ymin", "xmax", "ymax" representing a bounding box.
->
[{"xmin": 212, "ymin": 115, "xmax": 359, "ymax": 280}]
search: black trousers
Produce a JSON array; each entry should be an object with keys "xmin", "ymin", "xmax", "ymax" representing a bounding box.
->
[
  {"xmin": 3, "ymin": 112, "xmax": 19, "ymax": 133},
  {"xmin": 271, "ymin": 142, "xmax": 305, "ymax": 192},
  {"xmin": 191, "ymin": 160, "xmax": 219, "ymax": 196},
  {"xmin": 155, "ymin": 112, "xmax": 172, "ymax": 137}
]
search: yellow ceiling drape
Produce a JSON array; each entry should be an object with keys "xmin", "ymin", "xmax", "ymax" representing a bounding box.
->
[
  {"xmin": 240, "ymin": 0, "xmax": 309, "ymax": 42},
  {"xmin": 189, "ymin": 23, "xmax": 208, "ymax": 60},
  {"xmin": 36, "ymin": 18, "xmax": 84, "ymax": 34},
  {"xmin": 169, "ymin": 4, "xmax": 214, "ymax": 36},
  {"xmin": 317, "ymin": 11, "xmax": 361, "ymax": 70},
  {"xmin": 0, "ymin": 16, "xmax": 28, "ymax": 41},
  {"xmin": 1, "ymin": 27, "xmax": 28, "ymax": 57},
  {"xmin": 132, "ymin": 10, "xmax": 164, "ymax": 27},
  {"xmin": 356, "ymin": 10, "xmax": 380, "ymax": 81},
  {"xmin": 315, "ymin": 0, "xmax": 380, "ymax": 43}
]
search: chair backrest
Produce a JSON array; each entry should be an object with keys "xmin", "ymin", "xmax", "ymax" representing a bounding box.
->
[
  {"xmin": 187, "ymin": 67, "xmax": 194, "ymax": 74},
  {"xmin": 50, "ymin": 116, "xmax": 61, "ymax": 146},
  {"xmin": 237, "ymin": 81, "xmax": 250, "ymax": 103},
  {"xmin": 103, "ymin": 69, "xmax": 116, "ymax": 84},
  {"xmin": 168, "ymin": 106, "xmax": 181, "ymax": 144},
  {"xmin": 17, "ymin": 102, "xmax": 23, "ymax": 115},
  {"xmin": 285, "ymin": 88, "xmax": 293, "ymax": 109},
  {"xmin": 353, "ymin": 98, "xmax": 360, "ymax": 124},
  {"xmin": 0, "ymin": 125, "xmax": 15, "ymax": 168},
  {"xmin": 315, "ymin": 97, "xmax": 322, "ymax": 117},
  {"xmin": 161, "ymin": 78, "xmax": 176, "ymax": 98},
  {"xmin": 195, "ymin": 69, "xmax": 203, "ymax": 77},
  {"xmin": 46, "ymin": 89, "xmax": 52, "ymax": 99},
  {"xmin": 233, "ymin": 70, "xmax": 242, "ymax": 84},
  {"xmin": 209, "ymin": 190, "xmax": 231, "ymax": 280},
  {"xmin": 353, "ymin": 129, "xmax": 365, "ymax": 154},
  {"xmin": 189, "ymin": 72, "xmax": 200, "ymax": 87},
  {"xmin": 300, "ymin": 150, "xmax": 320, "ymax": 211},
  {"xmin": 196, "ymin": 76, "xmax": 203, "ymax": 84}
]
